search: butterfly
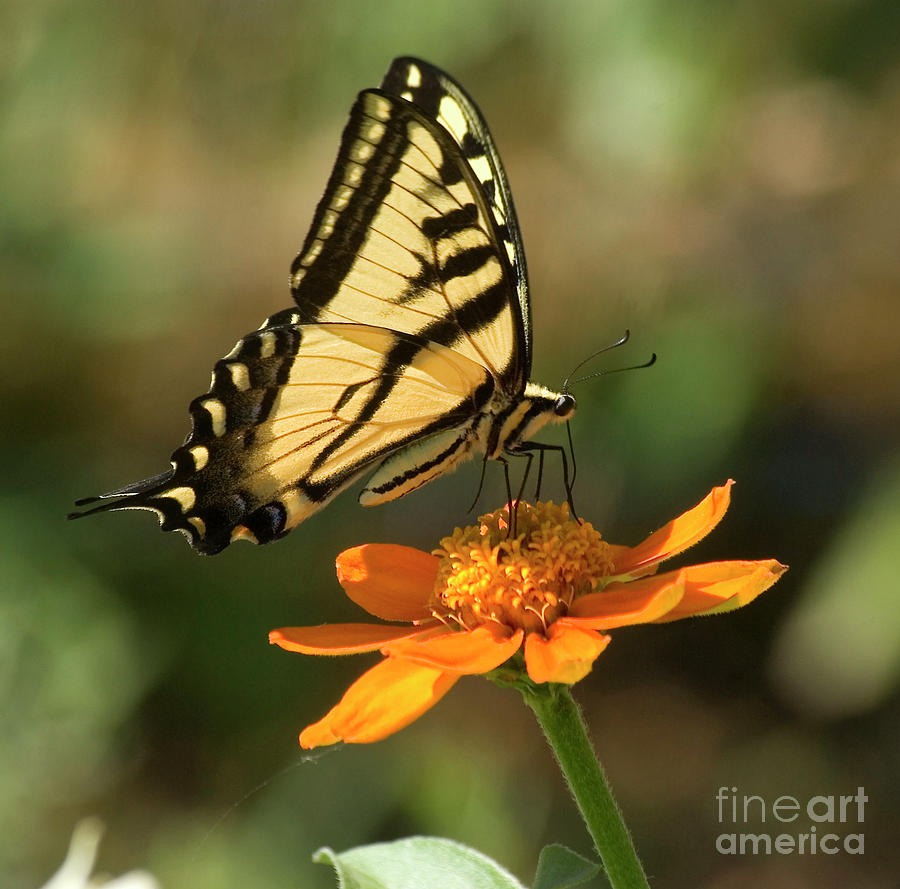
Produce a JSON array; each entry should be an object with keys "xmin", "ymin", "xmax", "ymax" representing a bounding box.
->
[{"xmin": 70, "ymin": 57, "xmax": 578, "ymax": 554}]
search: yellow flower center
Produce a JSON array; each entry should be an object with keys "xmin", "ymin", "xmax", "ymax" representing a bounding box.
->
[{"xmin": 430, "ymin": 502, "xmax": 614, "ymax": 635}]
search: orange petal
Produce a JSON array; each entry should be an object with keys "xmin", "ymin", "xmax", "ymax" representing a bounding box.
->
[
  {"xmin": 336, "ymin": 545, "xmax": 438, "ymax": 621},
  {"xmin": 383, "ymin": 626, "xmax": 524, "ymax": 674},
  {"xmin": 298, "ymin": 657, "xmax": 459, "ymax": 747},
  {"xmin": 607, "ymin": 543, "xmax": 632, "ymax": 566},
  {"xmin": 611, "ymin": 481, "xmax": 734, "ymax": 578},
  {"xmin": 564, "ymin": 574, "xmax": 686, "ymax": 628},
  {"xmin": 651, "ymin": 560, "xmax": 788, "ymax": 623},
  {"xmin": 525, "ymin": 625, "xmax": 611, "ymax": 684},
  {"xmin": 269, "ymin": 622, "xmax": 437, "ymax": 655}
]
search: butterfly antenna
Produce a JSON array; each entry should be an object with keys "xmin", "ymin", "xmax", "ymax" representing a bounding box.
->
[
  {"xmin": 572, "ymin": 351, "xmax": 656, "ymax": 386},
  {"xmin": 562, "ymin": 330, "xmax": 631, "ymax": 393}
]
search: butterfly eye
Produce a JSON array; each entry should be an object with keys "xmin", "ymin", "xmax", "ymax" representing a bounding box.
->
[{"xmin": 554, "ymin": 394, "xmax": 576, "ymax": 418}]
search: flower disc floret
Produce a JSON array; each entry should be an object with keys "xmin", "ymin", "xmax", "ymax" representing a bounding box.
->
[{"xmin": 431, "ymin": 502, "xmax": 615, "ymax": 635}]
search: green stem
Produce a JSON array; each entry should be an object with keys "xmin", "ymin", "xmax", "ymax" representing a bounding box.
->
[{"xmin": 523, "ymin": 684, "xmax": 650, "ymax": 889}]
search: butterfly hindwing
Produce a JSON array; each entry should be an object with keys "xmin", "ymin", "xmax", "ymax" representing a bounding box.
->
[{"xmin": 80, "ymin": 320, "xmax": 495, "ymax": 554}]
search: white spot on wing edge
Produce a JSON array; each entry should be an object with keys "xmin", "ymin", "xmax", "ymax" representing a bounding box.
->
[
  {"xmin": 438, "ymin": 95, "xmax": 469, "ymax": 144},
  {"xmin": 352, "ymin": 140, "xmax": 374, "ymax": 162},
  {"xmin": 163, "ymin": 486, "xmax": 196, "ymax": 513},
  {"xmin": 406, "ymin": 63, "xmax": 422, "ymax": 88},
  {"xmin": 331, "ymin": 184, "xmax": 353, "ymax": 211},
  {"xmin": 364, "ymin": 120, "xmax": 386, "ymax": 143},
  {"xmin": 230, "ymin": 525, "xmax": 259, "ymax": 544},
  {"xmin": 344, "ymin": 164, "xmax": 363, "ymax": 187},
  {"xmin": 258, "ymin": 331, "xmax": 276, "ymax": 359},
  {"xmin": 228, "ymin": 363, "xmax": 251, "ymax": 391},
  {"xmin": 187, "ymin": 515, "xmax": 206, "ymax": 535},
  {"xmin": 468, "ymin": 154, "xmax": 494, "ymax": 188},
  {"xmin": 190, "ymin": 445, "xmax": 209, "ymax": 471},
  {"xmin": 366, "ymin": 93, "xmax": 392, "ymax": 121},
  {"xmin": 300, "ymin": 240, "xmax": 323, "ymax": 265},
  {"xmin": 200, "ymin": 397, "xmax": 227, "ymax": 437},
  {"xmin": 317, "ymin": 208, "xmax": 339, "ymax": 240}
]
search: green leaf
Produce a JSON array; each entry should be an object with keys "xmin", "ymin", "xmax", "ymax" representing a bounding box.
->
[
  {"xmin": 532, "ymin": 844, "xmax": 600, "ymax": 889},
  {"xmin": 314, "ymin": 836, "xmax": 527, "ymax": 889}
]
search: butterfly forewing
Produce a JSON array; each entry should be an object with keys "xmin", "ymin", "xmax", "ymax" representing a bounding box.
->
[
  {"xmin": 380, "ymin": 57, "xmax": 531, "ymax": 361},
  {"xmin": 289, "ymin": 76, "xmax": 526, "ymax": 389}
]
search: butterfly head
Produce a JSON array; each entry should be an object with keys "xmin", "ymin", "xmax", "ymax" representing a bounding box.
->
[{"xmin": 553, "ymin": 392, "xmax": 577, "ymax": 420}]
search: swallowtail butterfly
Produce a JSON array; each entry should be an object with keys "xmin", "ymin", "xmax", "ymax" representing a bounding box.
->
[{"xmin": 71, "ymin": 57, "xmax": 577, "ymax": 553}]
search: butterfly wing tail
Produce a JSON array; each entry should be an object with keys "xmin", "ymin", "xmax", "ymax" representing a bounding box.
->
[
  {"xmin": 67, "ymin": 321, "xmax": 337, "ymax": 554},
  {"xmin": 67, "ymin": 466, "xmax": 226, "ymax": 550},
  {"xmin": 70, "ymin": 469, "xmax": 178, "ymax": 513}
]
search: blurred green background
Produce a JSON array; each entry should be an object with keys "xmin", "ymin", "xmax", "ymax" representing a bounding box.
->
[{"xmin": 4, "ymin": 0, "xmax": 900, "ymax": 886}]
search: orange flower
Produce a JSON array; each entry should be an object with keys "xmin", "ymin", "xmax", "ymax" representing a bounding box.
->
[{"xmin": 271, "ymin": 481, "xmax": 786, "ymax": 748}]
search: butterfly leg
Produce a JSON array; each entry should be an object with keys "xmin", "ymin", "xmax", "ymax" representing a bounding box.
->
[
  {"xmin": 496, "ymin": 454, "xmax": 524, "ymax": 537},
  {"xmin": 497, "ymin": 455, "xmax": 515, "ymax": 536},
  {"xmin": 508, "ymin": 448, "xmax": 542, "ymax": 537},
  {"xmin": 533, "ymin": 448, "xmax": 546, "ymax": 501},
  {"xmin": 468, "ymin": 453, "xmax": 491, "ymax": 514},
  {"xmin": 511, "ymin": 441, "xmax": 579, "ymax": 522},
  {"xmin": 513, "ymin": 449, "xmax": 535, "ymax": 506},
  {"xmin": 567, "ymin": 419, "xmax": 578, "ymax": 491},
  {"xmin": 471, "ymin": 452, "xmax": 534, "ymax": 536}
]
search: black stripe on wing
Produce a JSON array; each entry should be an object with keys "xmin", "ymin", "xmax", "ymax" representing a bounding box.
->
[
  {"xmin": 288, "ymin": 98, "xmax": 408, "ymax": 321},
  {"xmin": 381, "ymin": 56, "xmax": 532, "ymax": 373}
]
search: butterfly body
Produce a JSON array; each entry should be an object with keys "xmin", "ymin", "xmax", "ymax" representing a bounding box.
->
[{"xmin": 71, "ymin": 58, "xmax": 575, "ymax": 554}]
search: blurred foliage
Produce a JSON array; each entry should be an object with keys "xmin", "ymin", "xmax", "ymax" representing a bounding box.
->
[{"xmin": 3, "ymin": 1, "xmax": 899, "ymax": 887}]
